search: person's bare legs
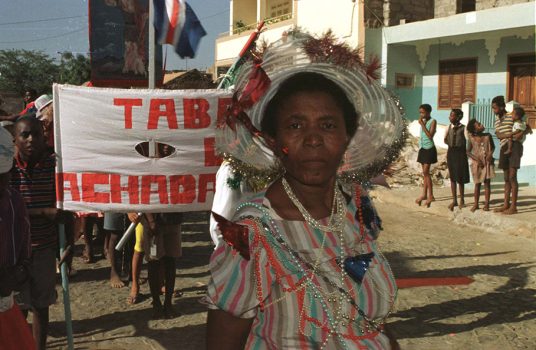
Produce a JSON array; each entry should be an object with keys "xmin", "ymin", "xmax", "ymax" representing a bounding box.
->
[
  {"xmin": 163, "ymin": 256, "xmax": 178, "ymax": 318},
  {"xmin": 128, "ymin": 250, "xmax": 143, "ymax": 304},
  {"xmin": 471, "ymin": 183, "xmax": 481, "ymax": 212},
  {"xmin": 423, "ymin": 163, "xmax": 434, "ymax": 207},
  {"xmin": 148, "ymin": 260, "xmax": 164, "ymax": 318},
  {"xmin": 504, "ymin": 139, "xmax": 512, "ymax": 155},
  {"xmin": 458, "ymin": 183, "xmax": 465, "ymax": 208},
  {"xmin": 416, "ymin": 163, "xmax": 427, "ymax": 205},
  {"xmin": 483, "ymin": 179, "xmax": 491, "ymax": 211},
  {"xmin": 448, "ymin": 180, "xmax": 457, "ymax": 211},
  {"xmin": 495, "ymin": 168, "xmax": 511, "ymax": 212},
  {"xmin": 108, "ymin": 232, "xmax": 125, "ymax": 288},
  {"xmin": 504, "ymin": 168, "xmax": 518, "ymax": 215},
  {"xmin": 32, "ymin": 307, "xmax": 49, "ymax": 350},
  {"xmin": 103, "ymin": 232, "xmax": 110, "ymax": 260}
]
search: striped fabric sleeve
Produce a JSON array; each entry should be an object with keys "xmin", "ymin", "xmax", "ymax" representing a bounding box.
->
[{"xmin": 207, "ymin": 220, "xmax": 273, "ymax": 319}]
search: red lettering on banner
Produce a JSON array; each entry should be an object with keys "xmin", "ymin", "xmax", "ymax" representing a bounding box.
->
[
  {"xmin": 169, "ymin": 175, "xmax": 196, "ymax": 204},
  {"xmin": 203, "ymin": 137, "xmax": 222, "ymax": 167},
  {"xmin": 82, "ymin": 173, "xmax": 110, "ymax": 203},
  {"xmin": 110, "ymin": 174, "xmax": 139, "ymax": 204},
  {"xmin": 198, "ymin": 173, "xmax": 216, "ymax": 203},
  {"xmin": 141, "ymin": 175, "xmax": 169, "ymax": 204},
  {"xmin": 147, "ymin": 99, "xmax": 178, "ymax": 129},
  {"xmin": 56, "ymin": 172, "xmax": 80, "ymax": 202},
  {"xmin": 183, "ymin": 98, "xmax": 211, "ymax": 129},
  {"xmin": 114, "ymin": 98, "xmax": 143, "ymax": 129},
  {"xmin": 217, "ymin": 97, "xmax": 233, "ymax": 125}
]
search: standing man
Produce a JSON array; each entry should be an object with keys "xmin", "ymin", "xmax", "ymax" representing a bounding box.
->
[
  {"xmin": 493, "ymin": 96, "xmax": 524, "ymax": 215},
  {"xmin": 10, "ymin": 116, "xmax": 58, "ymax": 350}
]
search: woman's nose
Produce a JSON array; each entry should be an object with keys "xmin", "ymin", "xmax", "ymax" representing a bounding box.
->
[{"xmin": 304, "ymin": 130, "xmax": 323, "ymax": 147}]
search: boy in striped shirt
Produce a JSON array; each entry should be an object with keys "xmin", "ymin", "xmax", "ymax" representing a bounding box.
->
[
  {"xmin": 493, "ymin": 96, "xmax": 528, "ymax": 215},
  {"xmin": 10, "ymin": 116, "xmax": 58, "ymax": 350}
]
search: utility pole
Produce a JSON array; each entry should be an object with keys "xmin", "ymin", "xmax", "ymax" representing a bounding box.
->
[{"xmin": 148, "ymin": 0, "xmax": 155, "ymax": 89}]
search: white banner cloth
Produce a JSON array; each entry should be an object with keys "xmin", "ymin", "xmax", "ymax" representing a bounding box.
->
[{"xmin": 53, "ymin": 84, "xmax": 232, "ymax": 212}]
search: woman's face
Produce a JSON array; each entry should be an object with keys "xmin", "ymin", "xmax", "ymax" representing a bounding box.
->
[{"xmin": 273, "ymin": 91, "xmax": 349, "ymax": 186}]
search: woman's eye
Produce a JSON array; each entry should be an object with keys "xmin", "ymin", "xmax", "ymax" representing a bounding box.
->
[
  {"xmin": 289, "ymin": 123, "xmax": 301, "ymax": 129},
  {"xmin": 322, "ymin": 122, "xmax": 336, "ymax": 129}
]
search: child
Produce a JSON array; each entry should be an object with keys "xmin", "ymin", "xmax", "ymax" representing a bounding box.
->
[
  {"xmin": 444, "ymin": 109, "xmax": 470, "ymax": 211},
  {"xmin": 142, "ymin": 213, "xmax": 182, "ymax": 319},
  {"xmin": 504, "ymin": 107, "xmax": 529, "ymax": 154},
  {"xmin": 466, "ymin": 119, "xmax": 495, "ymax": 212},
  {"xmin": 416, "ymin": 104, "xmax": 437, "ymax": 207}
]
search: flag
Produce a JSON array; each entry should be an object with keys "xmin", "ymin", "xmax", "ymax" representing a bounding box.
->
[{"xmin": 153, "ymin": 0, "xmax": 207, "ymax": 58}]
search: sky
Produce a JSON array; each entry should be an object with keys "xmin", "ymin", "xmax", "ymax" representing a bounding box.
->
[{"xmin": 0, "ymin": 0, "xmax": 230, "ymax": 71}]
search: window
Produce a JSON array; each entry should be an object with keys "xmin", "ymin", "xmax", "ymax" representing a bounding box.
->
[
  {"xmin": 269, "ymin": 0, "xmax": 291, "ymax": 18},
  {"xmin": 457, "ymin": 0, "xmax": 475, "ymax": 13},
  {"xmin": 438, "ymin": 58, "xmax": 477, "ymax": 109},
  {"xmin": 395, "ymin": 73, "xmax": 415, "ymax": 89}
]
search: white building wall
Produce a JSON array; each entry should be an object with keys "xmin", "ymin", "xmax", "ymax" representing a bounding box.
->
[
  {"xmin": 296, "ymin": 0, "xmax": 361, "ymax": 48},
  {"xmin": 216, "ymin": 0, "xmax": 364, "ymax": 66}
]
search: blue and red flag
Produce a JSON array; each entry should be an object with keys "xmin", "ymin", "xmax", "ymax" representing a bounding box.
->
[{"xmin": 153, "ymin": 0, "xmax": 207, "ymax": 58}]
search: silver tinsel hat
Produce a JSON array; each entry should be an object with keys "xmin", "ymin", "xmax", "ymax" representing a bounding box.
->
[{"xmin": 216, "ymin": 29, "xmax": 407, "ymax": 188}]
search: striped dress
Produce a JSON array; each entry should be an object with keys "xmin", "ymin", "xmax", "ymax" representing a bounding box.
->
[{"xmin": 207, "ymin": 185, "xmax": 398, "ymax": 349}]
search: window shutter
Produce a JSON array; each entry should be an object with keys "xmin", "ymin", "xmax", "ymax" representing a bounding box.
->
[
  {"xmin": 438, "ymin": 74, "xmax": 451, "ymax": 108},
  {"xmin": 438, "ymin": 58, "xmax": 477, "ymax": 109},
  {"xmin": 462, "ymin": 71, "xmax": 476, "ymax": 104}
]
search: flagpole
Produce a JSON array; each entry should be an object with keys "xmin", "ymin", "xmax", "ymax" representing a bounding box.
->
[
  {"xmin": 217, "ymin": 21, "xmax": 265, "ymax": 89},
  {"xmin": 149, "ymin": 0, "xmax": 156, "ymax": 89}
]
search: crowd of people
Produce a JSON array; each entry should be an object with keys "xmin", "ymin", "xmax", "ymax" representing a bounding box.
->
[
  {"xmin": 416, "ymin": 96, "xmax": 532, "ymax": 214},
  {"xmin": 0, "ymin": 89, "xmax": 184, "ymax": 350}
]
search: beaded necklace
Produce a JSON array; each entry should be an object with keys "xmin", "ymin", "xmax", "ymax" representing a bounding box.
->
[
  {"xmin": 238, "ymin": 184, "xmax": 397, "ymax": 349},
  {"xmin": 282, "ymin": 177, "xmax": 346, "ymax": 233}
]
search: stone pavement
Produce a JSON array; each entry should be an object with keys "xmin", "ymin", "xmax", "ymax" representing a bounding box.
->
[
  {"xmin": 371, "ymin": 184, "xmax": 536, "ymax": 239},
  {"xmin": 44, "ymin": 199, "xmax": 535, "ymax": 349}
]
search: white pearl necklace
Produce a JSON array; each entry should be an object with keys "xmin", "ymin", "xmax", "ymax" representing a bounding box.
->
[{"xmin": 282, "ymin": 177, "xmax": 346, "ymax": 233}]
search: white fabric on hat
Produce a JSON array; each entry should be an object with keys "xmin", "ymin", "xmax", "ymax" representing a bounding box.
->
[
  {"xmin": 0, "ymin": 126, "xmax": 14, "ymax": 173},
  {"xmin": 35, "ymin": 94, "xmax": 53, "ymax": 118}
]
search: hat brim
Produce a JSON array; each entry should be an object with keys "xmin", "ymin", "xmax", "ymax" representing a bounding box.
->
[{"xmin": 217, "ymin": 31, "xmax": 407, "ymax": 185}]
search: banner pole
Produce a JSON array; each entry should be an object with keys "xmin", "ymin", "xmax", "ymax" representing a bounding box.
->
[
  {"xmin": 59, "ymin": 223, "xmax": 74, "ymax": 350},
  {"xmin": 148, "ymin": 0, "xmax": 156, "ymax": 89}
]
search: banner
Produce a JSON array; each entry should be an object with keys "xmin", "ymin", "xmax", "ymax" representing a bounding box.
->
[
  {"xmin": 89, "ymin": 0, "xmax": 163, "ymax": 87},
  {"xmin": 53, "ymin": 84, "xmax": 233, "ymax": 212}
]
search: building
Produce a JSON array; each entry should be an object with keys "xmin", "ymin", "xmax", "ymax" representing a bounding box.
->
[
  {"xmin": 366, "ymin": 0, "xmax": 535, "ymax": 126},
  {"xmin": 214, "ymin": 0, "xmax": 365, "ymax": 79},
  {"xmin": 366, "ymin": 0, "xmax": 535, "ymax": 185}
]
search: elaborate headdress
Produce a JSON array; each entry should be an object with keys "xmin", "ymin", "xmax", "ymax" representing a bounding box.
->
[{"xmin": 217, "ymin": 29, "xmax": 407, "ymax": 190}]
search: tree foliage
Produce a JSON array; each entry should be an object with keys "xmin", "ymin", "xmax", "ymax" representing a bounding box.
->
[
  {"xmin": 58, "ymin": 52, "xmax": 91, "ymax": 86},
  {"xmin": 0, "ymin": 49, "xmax": 59, "ymax": 96},
  {"xmin": 0, "ymin": 49, "xmax": 91, "ymax": 97}
]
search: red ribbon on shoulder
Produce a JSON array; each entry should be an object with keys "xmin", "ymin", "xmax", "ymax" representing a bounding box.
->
[{"xmin": 212, "ymin": 212, "xmax": 251, "ymax": 260}]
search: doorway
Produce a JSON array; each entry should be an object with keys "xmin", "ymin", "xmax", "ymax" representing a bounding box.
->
[{"xmin": 508, "ymin": 53, "xmax": 536, "ymax": 128}]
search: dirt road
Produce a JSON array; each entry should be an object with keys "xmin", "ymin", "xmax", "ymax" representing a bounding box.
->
[{"xmin": 46, "ymin": 202, "xmax": 536, "ymax": 349}]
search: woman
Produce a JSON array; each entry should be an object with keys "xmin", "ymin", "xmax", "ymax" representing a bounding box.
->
[
  {"xmin": 415, "ymin": 104, "xmax": 437, "ymax": 207},
  {"xmin": 207, "ymin": 31, "xmax": 405, "ymax": 349}
]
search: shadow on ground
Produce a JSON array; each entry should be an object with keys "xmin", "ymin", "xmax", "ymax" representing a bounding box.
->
[{"xmin": 385, "ymin": 251, "xmax": 536, "ymax": 339}]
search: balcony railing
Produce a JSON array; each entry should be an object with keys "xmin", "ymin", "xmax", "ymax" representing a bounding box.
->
[{"xmin": 232, "ymin": 12, "xmax": 293, "ymax": 35}]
